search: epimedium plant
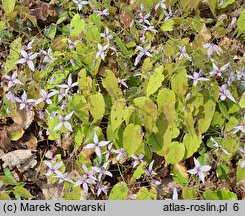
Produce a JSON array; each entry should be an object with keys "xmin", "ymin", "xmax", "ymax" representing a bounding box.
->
[{"xmin": 0, "ymin": 0, "xmax": 245, "ymax": 200}]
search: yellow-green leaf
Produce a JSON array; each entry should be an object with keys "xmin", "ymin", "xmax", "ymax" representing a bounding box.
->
[
  {"xmin": 239, "ymin": 92, "xmax": 245, "ymax": 108},
  {"xmin": 161, "ymin": 19, "xmax": 174, "ymax": 32},
  {"xmin": 4, "ymin": 37, "xmax": 22, "ymax": 74},
  {"xmin": 14, "ymin": 186, "xmax": 33, "ymax": 199},
  {"xmin": 70, "ymin": 14, "xmax": 85, "ymax": 37},
  {"xmin": 123, "ymin": 124, "xmax": 143, "ymax": 157},
  {"xmin": 109, "ymin": 182, "xmax": 128, "ymax": 200},
  {"xmin": 111, "ymin": 99, "xmax": 126, "ymax": 132},
  {"xmin": 157, "ymin": 88, "xmax": 176, "ymax": 124},
  {"xmin": 88, "ymin": 92, "xmax": 105, "ymax": 123},
  {"xmin": 146, "ymin": 66, "xmax": 165, "ymax": 97},
  {"xmin": 2, "ymin": 0, "xmax": 16, "ymax": 14}
]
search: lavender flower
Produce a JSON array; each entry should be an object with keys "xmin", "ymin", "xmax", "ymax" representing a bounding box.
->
[
  {"xmin": 57, "ymin": 74, "xmax": 78, "ymax": 95},
  {"xmin": 131, "ymin": 154, "xmax": 145, "ymax": 168},
  {"xmin": 100, "ymin": 27, "xmax": 113, "ymax": 40},
  {"xmin": 187, "ymin": 157, "xmax": 211, "ymax": 183},
  {"xmin": 144, "ymin": 160, "xmax": 157, "ymax": 177},
  {"xmin": 83, "ymin": 132, "xmax": 110, "ymax": 159},
  {"xmin": 44, "ymin": 161, "xmax": 63, "ymax": 177},
  {"xmin": 96, "ymin": 184, "xmax": 109, "ymax": 197},
  {"xmin": 95, "ymin": 43, "xmax": 109, "ymax": 60},
  {"xmin": 164, "ymin": 8, "xmax": 173, "ymax": 21},
  {"xmin": 74, "ymin": 164, "xmax": 97, "ymax": 192},
  {"xmin": 103, "ymin": 143, "xmax": 115, "ymax": 160},
  {"xmin": 55, "ymin": 172, "xmax": 73, "ymax": 184},
  {"xmin": 42, "ymin": 48, "xmax": 55, "ymax": 63},
  {"xmin": 73, "ymin": 0, "xmax": 89, "ymax": 11},
  {"xmin": 177, "ymin": 46, "xmax": 191, "ymax": 61},
  {"xmin": 239, "ymin": 145, "xmax": 245, "ymax": 168},
  {"xmin": 166, "ymin": 188, "xmax": 178, "ymax": 200},
  {"xmin": 35, "ymin": 89, "xmax": 57, "ymax": 105},
  {"xmin": 114, "ymin": 148, "xmax": 127, "ymax": 161},
  {"xmin": 95, "ymin": 9, "xmax": 109, "ymax": 16},
  {"xmin": 15, "ymin": 91, "xmax": 35, "ymax": 110},
  {"xmin": 155, "ymin": 0, "xmax": 167, "ymax": 10},
  {"xmin": 134, "ymin": 45, "xmax": 152, "ymax": 66},
  {"xmin": 117, "ymin": 78, "xmax": 128, "ymax": 88},
  {"xmin": 16, "ymin": 50, "xmax": 38, "ymax": 72},
  {"xmin": 22, "ymin": 39, "xmax": 34, "ymax": 51},
  {"xmin": 203, "ymin": 43, "xmax": 223, "ymax": 57},
  {"xmin": 219, "ymin": 84, "xmax": 236, "ymax": 103},
  {"xmin": 185, "ymin": 71, "xmax": 209, "ymax": 86},
  {"xmin": 54, "ymin": 111, "xmax": 74, "ymax": 132},
  {"xmin": 93, "ymin": 161, "xmax": 112, "ymax": 181},
  {"xmin": 138, "ymin": 12, "xmax": 151, "ymax": 25},
  {"xmin": 4, "ymin": 72, "xmax": 23, "ymax": 89},
  {"xmin": 233, "ymin": 116, "xmax": 245, "ymax": 134},
  {"xmin": 209, "ymin": 63, "xmax": 229, "ymax": 77}
]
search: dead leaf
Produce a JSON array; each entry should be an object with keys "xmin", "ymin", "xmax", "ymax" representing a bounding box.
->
[
  {"xmin": 1, "ymin": 150, "xmax": 37, "ymax": 172},
  {"xmin": 0, "ymin": 129, "xmax": 11, "ymax": 151},
  {"xmin": 173, "ymin": 163, "xmax": 188, "ymax": 178},
  {"xmin": 12, "ymin": 108, "xmax": 34, "ymax": 129},
  {"xmin": 200, "ymin": 24, "xmax": 211, "ymax": 41},
  {"xmin": 40, "ymin": 181, "xmax": 64, "ymax": 200},
  {"xmin": 24, "ymin": 135, "xmax": 37, "ymax": 150},
  {"xmin": 30, "ymin": 1, "xmax": 57, "ymax": 21},
  {"xmin": 61, "ymin": 132, "xmax": 73, "ymax": 152}
]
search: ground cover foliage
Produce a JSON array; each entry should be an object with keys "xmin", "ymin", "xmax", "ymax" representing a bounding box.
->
[{"xmin": 0, "ymin": 0, "xmax": 245, "ymax": 200}]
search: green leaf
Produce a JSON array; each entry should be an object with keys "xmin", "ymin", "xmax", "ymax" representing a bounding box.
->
[
  {"xmin": 64, "ymin": 182, "xmax": 80, "ymax": 200},
  {"xmin": 109, "ymin": 182, "xmax": 128, "ymax": 200},
  {"xmin": 219, "ymin": 0, "xmax": 235, "ymax": 9},
  {"xmin": 183, "ymin": 133, "xmax": 201, "ymax": 159},
  {"xmin": 4, "ymin": 37, "xmax": 22, "ymax": 74},
  {"xmin": 216, "ymin": 164, "xmax": 229, "ymax": 179},
  {"xmin": 203, "ymin": 189, "xmax": 237, "ymax": 200},
  {"xmin": 164, "ymin": 141, "xmax": 185, "ymax": 164},
  {"xmin": 136, "ymin": 187, "xmax": 157, "ymax": 200},
  {"xmin": 111, "ymin": 99, "xmax": 126, "ymax": 132},
  {"xmin": 225, "ymin": 117, "xmax": 239, "ymax": 132},
  {"xmin": 237, "ymin": 9, "xmax": 245, "ymax": 35},
  {"xmin": 196, "ymin": 98, "xmax": 216, "ymax": 135},
  {"xmin": 88, "ymin": 92, "xmax": 105, "ymax": 123},
  {"xmin": 14, "ymin": 186, "xmax": 33, "ymax": 199},
  {"xmin": 147, "ymin": 66, "xmax": 165, "ymax": 97},
  {"xmin": 3, "ymin": 168, "xmax": 15, "ymax": 180},
  {"xmin": 74, "ymin": 126, "xmax": 84, "ymax": 152},
  {"xmin": 44, "ymin": 25, "xmax": 57, "ymax": 40},
  {"xmin": 237, "ymin": 158, "xmax": 245, "ymax": 182},
  {"xmin": 180, "ymin": 0, "xmax": 201, "ymax": 11},
  {"xmin": 123, "ymin": 124, "xmax": 143, "ymax": 157},
  {"xmin": 68, "ymin": 93, "xmax": 89, "ymax": 123},
  {"xmin": 157, "ymin": 88, "xmax": 176, "ymax": 124},
  {"xmin": 182, "ymin": 187, "xmax": 197, "ymax": 200},
  {"xmin": 239, "ymin": 92, "xmax": 245, "ymax": 108},
  {"xmin": 70, "ymin": 14, "xmax": 85, "ymax": 37},
  {"xmin": 2, "ymin": 0, "xmax": 16, "ymax": 14},
  {"xmin": 130, "ymin": 162, "xmax": 147, "ymax": 182},
  {"xmin": 160, "ymin": 19, "xmax": 174, "ymax": 32},
  {"xmin": 8, "ymin": 129, "xmax": 25, "ymax": 141},
  {"xmin": 85, "ymin": 25, "xmax": 101, "ymax": 43}
]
